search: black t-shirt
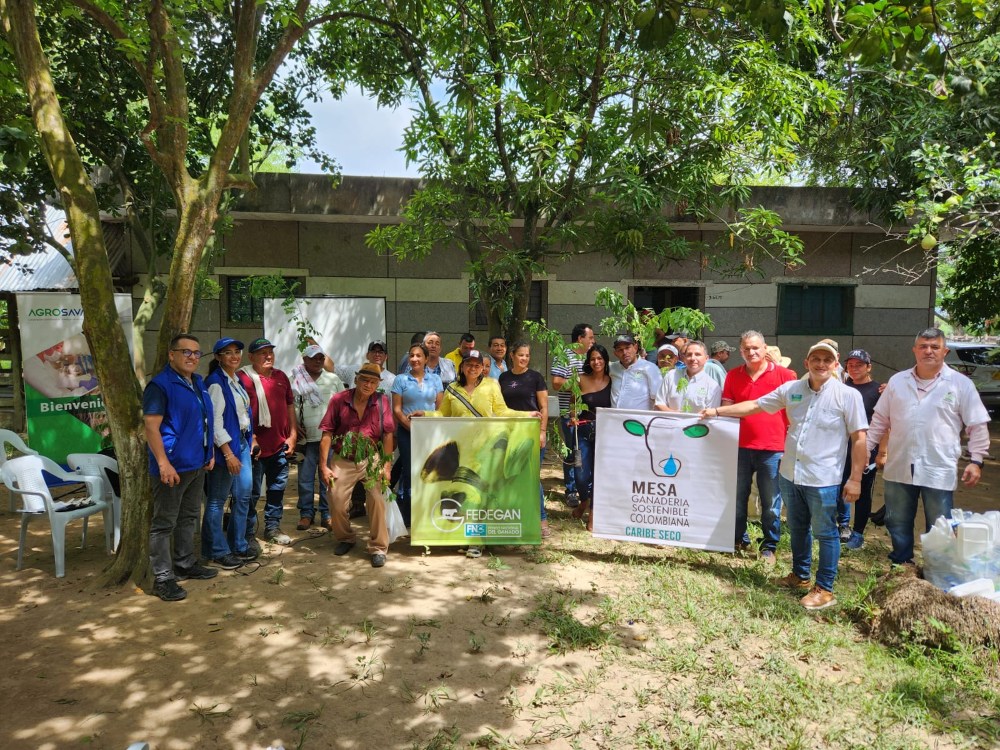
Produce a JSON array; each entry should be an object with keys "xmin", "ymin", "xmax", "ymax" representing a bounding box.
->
[
  {"xmin": 846, "ymin": 378, "xmax": 881, "ymax": 421},
  {"xmin": 498, "ymin": 369, "xmax": 547, "ymax": 411}
]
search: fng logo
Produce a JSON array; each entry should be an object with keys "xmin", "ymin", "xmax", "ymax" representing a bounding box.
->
[{"xmin": 465, "ymin": 523, "xmax": 487, "ymax": 537}]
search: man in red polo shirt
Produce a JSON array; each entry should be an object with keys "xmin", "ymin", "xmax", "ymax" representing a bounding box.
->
[
  {"xmin": 319, "ymin": 363, "xmax": 396, "ymax": 568},
  {"xmin": 721, "ymin": 330, "xmax": 796, "ymax": 563}
]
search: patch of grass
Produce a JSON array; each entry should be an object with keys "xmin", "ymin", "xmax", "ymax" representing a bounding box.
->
[
  {"xmin": 358, "ymin": 617, "xmax": 380, "ymax": 643},
  {"xmin": 486, "ymin": 556, "xmax": 511, "ymax": 571},
  {"xmin": 526, "ymin": 591, "xmax": 614, "ymax": 652},
  {"xmin": 189, "ymin": 703, "xmax": 232, "ymax": 725},
  {"xmin": 267, "ymin": 566, "xmax": 285, "ymax": 586}
]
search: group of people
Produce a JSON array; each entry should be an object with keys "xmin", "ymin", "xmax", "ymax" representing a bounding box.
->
[
  {"xmin": 143, "ymin": 325, "xmax": 990, "ymax": 610},
  {"xmin": 143, "ymin": 330, "xmax": 546, "ymax": 600}
]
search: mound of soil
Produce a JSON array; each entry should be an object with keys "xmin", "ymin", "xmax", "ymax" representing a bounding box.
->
[{"xmin": 866, "ymin": 566, "xmax": 1000, "ymax": 650}]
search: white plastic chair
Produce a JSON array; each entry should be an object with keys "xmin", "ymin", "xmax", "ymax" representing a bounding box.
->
[
  {"xmin": 2, "ymin": 455, "xmax": 112, "ymax": 578},
  {"xmin": 67, "ymin": 453, "xmax": 122, "ymax": 552},
  {"xmin": 0, "ymin": 429, "xmax": 39, "ymax": 512}
]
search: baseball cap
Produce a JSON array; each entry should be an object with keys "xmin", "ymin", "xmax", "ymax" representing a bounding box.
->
[
  {"xmin": 613, "ymin": 333, "xmax": 636, "ymax": 347},
  {"xmin": 807, "ymin": 341, "xmax": 839, "ymax": 357},
  {"xmin": 462, "ymin": 349, "xmax": 485, "ymax": 362},
  {"xmin": 356, "ymin": 362, "xmax": 382, "ymax": 380},
  {"xmin": 845, "ymin": 349, "xmax": 871, "ymax": 364},
  {"xmin": 248, "ymin": 337, "xmax": 275, "ymax": 353},
  {"xmin": 303, "ymin": 344, "xmax": 324, "ymax": 358},
  {"xmin": 212, "ymin": 337, "xmax": 244, "ymax": 354},
  {"xmin": 657, "ymin": 344, "xmax": 679, "ymax": 357},
  {"xmin": 711, "ymin": 340, "xmax": 735, "ymax": 353},
  {"xmin": 368, "ymin": 340, "xmax": 387, "ymax": 352}
]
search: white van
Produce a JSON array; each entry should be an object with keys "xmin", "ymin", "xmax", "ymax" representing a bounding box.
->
[{"xmin": 946, "ymin": 342, "xmax": 1000, "ymax": 410}]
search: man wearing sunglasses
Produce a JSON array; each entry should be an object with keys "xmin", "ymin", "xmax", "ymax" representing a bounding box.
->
[{"xmin": 143, "ymin": 333, "xmax": 217, "ymax": 601}]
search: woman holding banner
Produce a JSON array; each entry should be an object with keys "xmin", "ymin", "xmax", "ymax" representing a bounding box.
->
[
  {"xmin": 391, "ymin": 343, "xmax": 444, "ymax": 526},
  {"xmin": 431, "ymin": 349, "xmax": 540, "ymax": 557},
  {"xmin": 499, "ymin": 342, "xmax": 551, "ymax": 538},
  {"xmin": 572, "ymin": 344, "xmax": 612, "ymax": 531}
]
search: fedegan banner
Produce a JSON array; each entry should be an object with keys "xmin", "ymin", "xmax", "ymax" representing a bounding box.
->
[
  {"xmin": 410, "ymin": 417, "xmax": 541, "ymax": 546},
  {"xmin": 592, "ymin": 409, "xmax": 739, "ymax": 552},
  {"xmin": 17, "ymin": 292, "xmax": 134, "ymax": 464}
]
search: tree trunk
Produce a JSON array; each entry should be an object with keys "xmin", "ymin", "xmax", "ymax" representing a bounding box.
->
[
  {"xmin": 2, "ymin": 0, "xmax": 153, "ymax": 588},
  {"xmin": 154, "ymin": 190, "xmax": 219, "ymax": 367}
]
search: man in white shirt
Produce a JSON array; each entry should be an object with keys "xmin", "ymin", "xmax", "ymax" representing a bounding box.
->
[
  {"xmin": 655, "ymin": 340, "xmax": 721, "ymax": 412},
  {"xmin": 293, "ymin": 344, "xmax": 345, "ymax": 531},
  {"xmin": 704, "ymin": 341, "xmax": 868, "ymax": 610},
  {"xmin": 866, "ymin": 327, "xmax": 990, "ymax": 565},
  {"xmin": 610, "ymin": 333, "xmax": 662, "ymax": 411},
  {"xmin": 339, "ymin": 341, "xmax": 396, "ymax": 394},
  {"xmin": 486, "ymin": 336, "xmax": 508, "ymax": 378}
]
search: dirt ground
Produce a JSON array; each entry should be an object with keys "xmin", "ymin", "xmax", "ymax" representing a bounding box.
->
[{"xmin": 0, "ymin": 424, "xmax": 997, "ymax": 750}]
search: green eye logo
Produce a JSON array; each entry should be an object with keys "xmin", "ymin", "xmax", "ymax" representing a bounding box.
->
[{"xmin": 622, "ymin": 417, "xmax": 710, "ymax": 477}]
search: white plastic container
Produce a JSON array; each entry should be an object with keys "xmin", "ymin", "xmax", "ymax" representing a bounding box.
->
[
  {"xmin": 948, "ymin": 578, "xmax": 996, "ymax": 598},
  {"xmin": 957, "ymin": 521, "xmax": 994, "ymax": 560}
]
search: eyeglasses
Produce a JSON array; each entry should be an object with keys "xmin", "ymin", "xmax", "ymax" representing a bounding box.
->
[
  {"xmin": 218, "ymin": 349, "xmax": 243, "ymax": 356},
  {"xmin": 172, "ymin": 348, "xmax": 203, "ymax": 359}
]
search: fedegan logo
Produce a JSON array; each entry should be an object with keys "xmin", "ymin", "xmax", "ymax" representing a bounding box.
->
[
  {"xmin": 28, "ymin": 308, "xmax": 85, "ymax": 318},
  {"xmin": 623, "ymin": 417, "xmax": 710, "ymax": 478},
  {"xmin": 430, "ymin": 497, "xmax": 466, "ymax": 533}
]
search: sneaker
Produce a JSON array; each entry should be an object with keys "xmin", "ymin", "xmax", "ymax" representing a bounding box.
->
[
  {"xmin": 759, "ymin": 550, "xmax": 777, "ymax": 566},
  {"xmin": 209, "ymin": 554, "xmax": 244, "ymax": 570},
  {"xmin": 870, "ymin": 506, "xmax": 886, "ymax": 527},
  {"xmin": 466, "ymin": 546, "xmax": 483, "ymax": 559},
  {"xmin": 845, "ymin": 531, "xmax": 865, "ymax": 550},
  {"xmin": 800, "ymin": 585, "xmax": 837, "ymax": 610},
  {"xmin": 371, "ymin": 553, "xmax": 386, "ymax": 568},
  {"xmin": 245, "ymin": 537, "xmax": 262, "ymax": 557},
  {"xmin": 264, "ymin": 528, "xmax": 292, "ymax": 546},
  {"xmin": 565, "ymin": 491, "xmax": 580, "ymax": 509},
  {"xmin": 839, "ymin": 525, "xmax": 852, "ymax": 543},
  {"xmin": 174, "ymin": 563, "xmax": 219, "ymax": 581},
  {"xmin": 321, "ymin": 518, "xmax": 334, "ymax": 532},
  {"xmin": 296, "ymin": 517, "xmax": 313, "ymax": 531},
  {"xmin": 775, "ymin": 573, "xmax": 811, "ymax": 590},
  {"xmin": 235, "ymin": 547, "xmax": 259, "ymax": 561},
  {"xmin": 153, "ymin": 578, "xmax": 187, "ymax": 601},
  {"xmin": 334, "ymin": 541, "xmax": 355, "ymax": 556}
]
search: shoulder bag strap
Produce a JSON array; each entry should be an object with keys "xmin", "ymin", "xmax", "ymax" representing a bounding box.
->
[{"xmin": 446, "ymin": 383, "xmax": 483, "ymax": 418}]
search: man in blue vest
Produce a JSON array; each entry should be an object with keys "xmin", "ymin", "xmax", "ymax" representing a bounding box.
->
[{"xmin": 143, "ymin": 333, "xmax": 217, "ymax": 601}]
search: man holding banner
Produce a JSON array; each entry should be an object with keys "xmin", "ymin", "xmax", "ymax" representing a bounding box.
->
[{"xmin": 703, "ymin": 341, "xmax": 868, "ymax": 610}]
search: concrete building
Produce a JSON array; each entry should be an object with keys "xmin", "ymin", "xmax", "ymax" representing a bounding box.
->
[{"xmin": 130, "ymin": 174, "xmax": 930, "ymax": 381}]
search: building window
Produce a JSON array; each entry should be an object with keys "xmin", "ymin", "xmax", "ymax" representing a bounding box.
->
[
  {"xmin": 226, "ymin": 275, "xmax": 302, "ymax": 325},
  {"xmin": 630, "ymin": 285, "xmax": 702, "ymax": 313},
  {"xmin": 473, "ymin": 280, "xmax": 546, "ymax": 327},
  {"xmin": 777, "ymin": 284, "xmax": 854, "ymax": 336}
]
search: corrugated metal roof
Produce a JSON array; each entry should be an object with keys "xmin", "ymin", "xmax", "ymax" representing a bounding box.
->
[{"xmin": 0, "ymin": 208, "xmax": 78, "ymax": 292}]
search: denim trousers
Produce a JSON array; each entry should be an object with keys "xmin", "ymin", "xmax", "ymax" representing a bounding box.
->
[
  {"xmin": 394, "ymin": 426, "xmax": 414, "ymax": 527},
  {"xmin": 836, "ymin": 449, "xmax": 878, "ymax": 533},
  {"xmin": 297, "ymin": 441, "xmax": 331, "ymax": 521},
  {"xmin": 250, "ymin": 449, "xmax": 289, "ymax": 536},
  {"xmin": 149, "ymin": 468, "xmax": 204, "ymax": 582},
  {"xmin": 883, "ymin": 480, "xmax": 954, "ymax": 564},
  {"xmin": 539, "ymin": 446, "xmax": 548, "ymax": 522},
  {"xmin": 780, "ymin": 476, "xmax": 841, "ymax": 592},
  {"xmin": 559, "ymin": 416, "xmax": 578, "ymax": 496},
  {"xmin": 735, "ymin": 448, "xmax": 783, "ymax": 551},
  {"xmin": 572, "ymin": 421, "xmax": 596, "ymax": 503},
  {"xmin": 202, "ymin": 436, "xmax": 252, "ymax": 558}
]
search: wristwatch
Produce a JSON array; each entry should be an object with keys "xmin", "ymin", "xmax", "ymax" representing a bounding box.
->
[{"xmin": 969, "ymin": 459, "xmax": 984, "ymax": 468}]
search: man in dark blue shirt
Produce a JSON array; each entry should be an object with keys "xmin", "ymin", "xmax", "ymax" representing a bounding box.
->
[{"xmin": 143, "ymin": 333, "xmax": 216, "ymax": 601}]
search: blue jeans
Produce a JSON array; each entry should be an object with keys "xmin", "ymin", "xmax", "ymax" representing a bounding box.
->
[
  {"xmin": 572, "ymin": 421, "xmax": 596, "ymax": 502},
  {"xmin": 883, "ymin": 480, "xmax": 954, "ymax": 564},
  {"xmin": 395, "ymin": 427, "xmax": 413, "ymax": 527},
  {"xmin": 297, "ymin": 441, "xmax": 330, "ymax": 521},
  {"xmin": 735, "ymin": 448, "xmax": 783, "ymax": 552},
  {"xmin": 780, "ymin": 477, "xmax": 841, "ymax": 592},
  {"xmin": 203, "ymin": 436, "xmax": 252, "ymax": 557},
  {"xmin": 837, "ymin": 449, "xmax": 878, "ymax": 533},
  {"xmin": 250, "ymin": 449, "xmax": 289, "ymax": 536},
  {"xmin": 559, "ymin": 416, "xmax": 578, "ymax": 497},
  {"xmin": 539, "ymin": 446, "xmax": 548, "ymax": 522}
]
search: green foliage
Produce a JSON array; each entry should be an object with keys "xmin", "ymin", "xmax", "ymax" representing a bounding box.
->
[
  {"xmin": 246, "ymin": 274, "xmax": 319, "ymax": 348},
  {"xmin": 594, "ymin": 288, "xmax": 714, "ymax": 352}
]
